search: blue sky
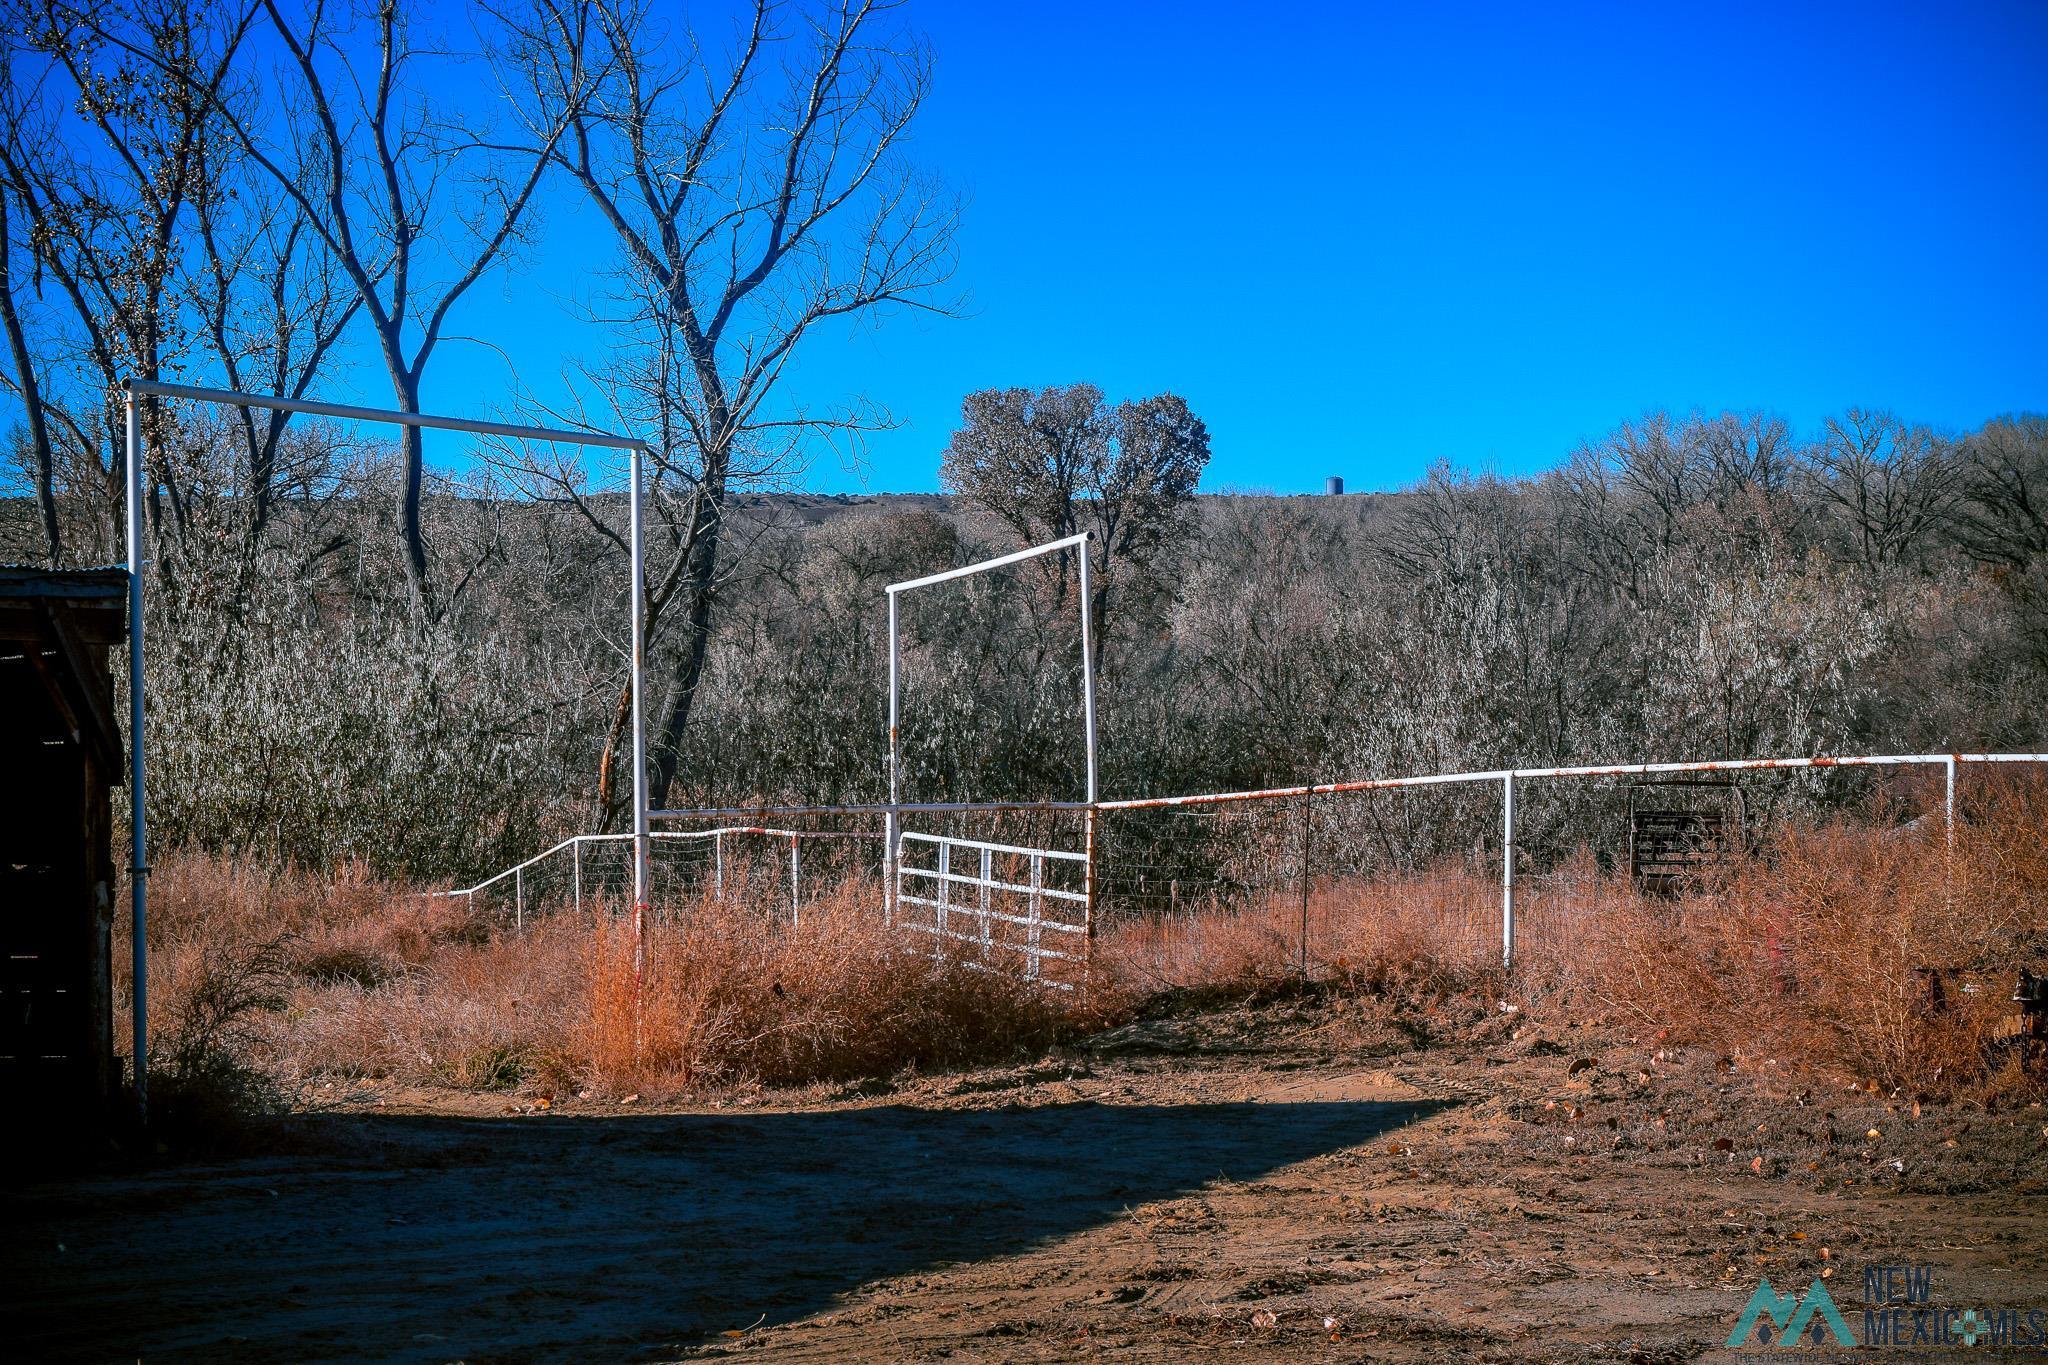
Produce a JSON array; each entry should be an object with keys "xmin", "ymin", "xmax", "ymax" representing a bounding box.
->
[
  {"xmin": 37, "ymin": 0, "xmax": 2048, "ymax": 495},
  {"xmin": 471, "ymin": 0, "xmax": 2048, "ymax": 493}
]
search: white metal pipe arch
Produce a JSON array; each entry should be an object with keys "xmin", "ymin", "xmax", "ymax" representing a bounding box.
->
[{"xmin": 120, "ymin": 377, "xmax": 654, "ymax": 1118}]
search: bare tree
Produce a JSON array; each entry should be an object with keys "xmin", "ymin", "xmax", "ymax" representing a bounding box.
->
[
  {"xmin": 0, "ymin": 188, "xmax": 61, "ymax": 561},
  {"xmin": 82, "ymin": 0, "xmax": 591, "ymax": 603},
  {"xmin": 0, "ymin": 0, "xmax": 255, "ymax": 558},
  {"xmin": 1952, "ymin": 414, "xmax": 2048, "ymax": 570},
  {"xmin": 1809, "ymin": 407, "xmax": 1957, "ymax": 570},
  {"xmin": 1552, "ymin": 413, "xmax": 1696, "ymax": 601},
  {"xmin": 181, "ymin": 128, "xmax": 365, "ymax": 554},
  {"xmin": 502, "ymin": 0, "xmax": 960, "ymax": 821},
  {"xmin": 941, "ymin": 383, "xmax": 1210, "ymax": 656}
]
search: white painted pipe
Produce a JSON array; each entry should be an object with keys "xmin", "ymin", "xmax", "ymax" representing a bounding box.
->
[{"xmin": 123, "ymin": 388, "xmax": 147, "ymax": 1120}]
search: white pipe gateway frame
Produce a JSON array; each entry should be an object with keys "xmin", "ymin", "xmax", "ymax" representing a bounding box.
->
[
  {"xmin": 121, "ymin": 378, "xmax": 655, "ymax": 1117},
  {"xmin": 877, "ymin": 532, "xmax": 1099, "ymax": 979}
]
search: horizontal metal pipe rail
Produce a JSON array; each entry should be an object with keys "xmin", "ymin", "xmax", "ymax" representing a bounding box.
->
[
  {"xmin": 127, "ymin": 378, "xmax": 649, "ymax": 451},
  {"xmin": 884, "ymin": 531, "xmax": 1089, "ymax": 596},
  {"xmin": 897, "ymin": 829, "xmax": 1089, "ymax": 863},
  {"xmin": 1091, "ymin": 752, "xmax": 2048, "ymax": 812},
  {"xmin": 892, "ymin": 894, "xmax": 1091, "ymax": 932},
  {"xmin": 438, "ymin": 826, "xmax": 880, "ymax": 899},
  {"xmin": 653, "ymin": 800, "xmax": 1091, "ymax": 820},
  {"xmin": 899, "ymin": 867, "xmax": 1091, "ymax": 904},
  {"xmin": 652, "ymin": 753, "xmax": 2048, "ymax": 827}
]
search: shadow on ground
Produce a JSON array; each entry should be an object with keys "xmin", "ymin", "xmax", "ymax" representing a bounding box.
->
[{"xmin": 2, "ymin": 1096, "xmax": 1437, "ymax": 1362}]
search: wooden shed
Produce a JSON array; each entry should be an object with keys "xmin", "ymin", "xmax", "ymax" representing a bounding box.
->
[{"xmin": 0, "ymin": 566, "xmax": 126, "ymax": 1115}]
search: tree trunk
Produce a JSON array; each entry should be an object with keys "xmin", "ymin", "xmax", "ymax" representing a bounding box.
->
[
  {"xmin": 648, "ymin": 492, "xmax": 726, "ymax": 808},
  {"xmin": 0, "ymin": 195, "xmax": 62, "ymax": 567},
  {"xmin": 395, "ymin": 381, "xmax": 431, "ymax": 604},
  {"xmin": 592, "ymin": 679, "xmax": 633, "ymax": 831},
  {"xmin": 369, "ymin": 321, "xmax": 432, "ymax": 605}
]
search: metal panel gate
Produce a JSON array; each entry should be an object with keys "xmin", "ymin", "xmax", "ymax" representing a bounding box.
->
[{"xmin": 893, "ymin": 831, "xmax": 1090, "ymax": 988}]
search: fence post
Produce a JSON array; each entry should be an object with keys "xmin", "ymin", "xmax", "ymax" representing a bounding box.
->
[
  {"xmin": 1027, "ymin": 852, "xmax": 1043, "ymax": 980},
  {"xmin": 1501, "ymin": 772, "xmax": 1516, "ymax": 970},
  {"xmin": 937, "ymin": 838, "xmax": 950, "ymax": 939},
  {"xmin": 1084, "ymin": 810, "xmax": 1098, "ymax": 984},
  {"xmin": 1078, "ymin": 541, "xmax": 1098, "ymax": 985},
  {"xmin": 789, "ymin": 833, "xmax": 800, "ymax": 926},
  {"xmin": 515, "ymin": 865, "xmax": 524, "ymax": 932},
  {"xmin": 1298, "ymin": 797, "xmax": 1312, "ymax": 979},
  {"xmin": 572, "ymin": 837, "xmax": 582, "ymax": 915},
  {"xmin": 1943, "ymin": 754, "xmax": 1958, "ymax": 852},
  {"xmin": 1944, "ymin": 754, "xmax": 1959, "ymax": 903},
  {"xmin": 980, "ymin": 846, "xmax": 993, "ymax": 956},
  {"xmin": 886, "ymin": 589, "xmax": 901, "ymax": 926}
]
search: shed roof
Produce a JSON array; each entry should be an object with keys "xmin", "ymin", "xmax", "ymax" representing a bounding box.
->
[
  {"xmin": 0, "ymin": 566, "xmax": 127, "ymax": 773},
  {"xmin": 0, "ymin": 565, "xmax": 129, "ymax": 600}
]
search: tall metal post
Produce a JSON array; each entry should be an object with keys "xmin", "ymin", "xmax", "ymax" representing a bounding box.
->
[
  {"xmin": 1943, "ymin": 754, "xmax": 1957, "ymax": 853},
  {"xmin": 628, "ymin": 442, "xmax": 650, "ymax": 980},
  {"xmin": 886, "ymin": 589, "xmax": 901, "ymax": 925},
  {"xmin": 571, "ymin": 837, "xmax": 582, "ymax": 914},
  {"xmin": 1076, "ymin": 539, "xmax": 1099, "ymax": 966},
  {"xmin": 1298, "ymin": 797, "xmax": 1312, "ymax": 978},
  {"xmin": 1501, "ymin": 772, "xmax": 1516, "ymax": 970},
  {"xmin": 1943, "ymin": 753, "xmax": 1958, "ymax": 903},
  {"xmin": 123, "ymin": 387, "xmax": 147, "ymax": 1119},
  {"xmin": 789, "ymin": 833, "xmax": 800, "ymax": 925}
]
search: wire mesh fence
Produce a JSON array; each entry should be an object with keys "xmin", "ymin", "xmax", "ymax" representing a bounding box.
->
[{"xmin": 1091, "ymin": 790, "xmax": 1501, "ymax": 979}]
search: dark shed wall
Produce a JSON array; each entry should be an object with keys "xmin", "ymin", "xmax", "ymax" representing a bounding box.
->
[{"xmin": 0, "ymin": 568, "xmax": 125, "ymax": 1114}]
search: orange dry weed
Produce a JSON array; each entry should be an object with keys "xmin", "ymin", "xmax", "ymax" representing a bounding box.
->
[{"xmin": 124, "ymin": 781, "xmax": 2045, "ymax": 1107}]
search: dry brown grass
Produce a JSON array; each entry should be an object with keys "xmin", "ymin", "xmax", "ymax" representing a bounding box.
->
[
  {"xmin": 578, "ymin": 896, "xmax": 1082, "ymax": 1092},
  {"xmin": 1098, "ymin": 865, "xmax": 1500, "ymax": 1003},
  {"xmin": 1097, "ymin": 777, "xmax": 2048, "ymax": 1101},
  {"xmin": 123, "ymin": 860, "xmax": 1085, "ymax": 1102},
  {"xmin": 123, "ymin": 781, "xmax": 2046, "ymax": 1111},
  {"xmin": 1576, "ymin": 777, "xmax": 2048, "ymax": 1101}
]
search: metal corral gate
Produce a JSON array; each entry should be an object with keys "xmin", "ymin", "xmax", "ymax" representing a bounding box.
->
[{"xmin": 893, "ymin": 831, "xmax": 1090, "ymax": 988}]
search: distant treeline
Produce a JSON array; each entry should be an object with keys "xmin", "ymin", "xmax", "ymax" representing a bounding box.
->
[{"xmin": 4, "ymin": 405, "xmax": 2042, "ymax": 881}]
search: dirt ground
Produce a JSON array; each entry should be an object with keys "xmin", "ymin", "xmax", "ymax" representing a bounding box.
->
[{"xmin": 6, "ymin": 994, "xmax": 2046, "ymax": 1363}]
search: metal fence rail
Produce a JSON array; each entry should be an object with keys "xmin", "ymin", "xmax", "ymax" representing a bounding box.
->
[
  {"xmin": 1093, "ymin": 751, "xmax": 2048, "ymax": 968},
  {"xmin": 447, "ymin": 751, "xmax": 2048, "ymax": 987},
  {"xmin": 438, "ymin": 827, "xmax": 883, "ymax": 926}
]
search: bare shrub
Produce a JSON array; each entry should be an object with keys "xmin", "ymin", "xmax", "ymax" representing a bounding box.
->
[
  {"xmin": 1102, "ymin": 787, "xmax": 2045, "ymax": 1101},
  {"xmin": 1588, "ymin": 778, "xmax": 2048, "ymax": 1100},
  {"xmin": 147, "ymin": 933, "xmax": 293, "ymax": 1142},
  {"xmin": 129, "ymin": 855, "xmax": 1085, "ymax": 1103},
  {"xmin": 125, "ymin": 783, "xmax": 2043, "ymax": 1115},
  {"xmin": 580, "ymin": 887, "xmax": 1076, "ymax": 1093}
]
